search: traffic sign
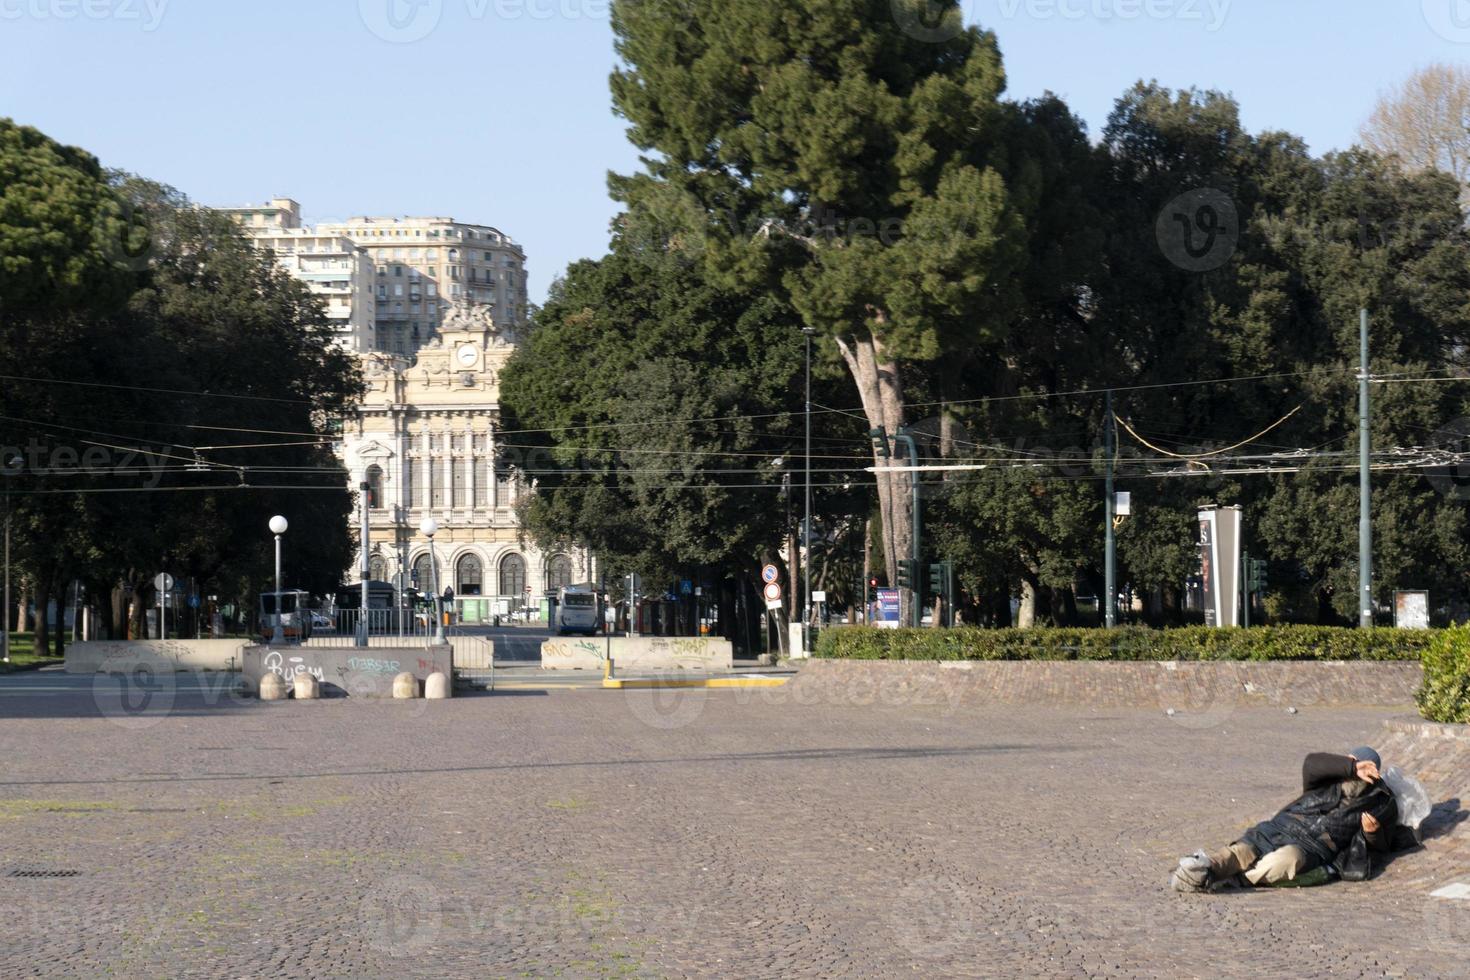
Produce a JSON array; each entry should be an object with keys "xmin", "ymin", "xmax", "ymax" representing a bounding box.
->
[
  {"xmin": 188, "ymin": 595, "xmax": 201, "ymax": 609},
  {"xmin": 763, "ymin": 582, "xmax": 782, "ymax": 602},
  {"xmin": 761, "ymin": 564, "xmax": 779, "ymax": 584},
  {"xmin": 765, "ymin": 598, "xmax": 784, "ymax": 612}
]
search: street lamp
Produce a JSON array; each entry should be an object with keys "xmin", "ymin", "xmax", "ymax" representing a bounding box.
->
[
  {"xmin": 419, "ymin": 517, "xmax": 446, "ymax": 644},
  {"xmin": 2, "ymin": 454, "xmax": 20, "ymax": 663},
  {"xmin": 269, "ymin": 515, "xmax": 288, "ymax": 645}
]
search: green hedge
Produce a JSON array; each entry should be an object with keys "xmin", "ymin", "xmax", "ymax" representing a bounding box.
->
[
  {"xmin": 813, "ymin": 626, "xmax": 1435, "ymax": 663},
  {"xmin": 1418, "ymin": 625, "xmax": 1470, "ymax": 723}
]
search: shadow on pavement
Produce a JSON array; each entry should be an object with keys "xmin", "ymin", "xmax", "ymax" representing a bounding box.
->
[{"xmin": 0, "ymin": 742, "xmax": 1078, "ymax": 788}]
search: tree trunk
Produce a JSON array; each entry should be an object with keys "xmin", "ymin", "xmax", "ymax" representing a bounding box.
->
[
  {"xmin": 1017, "ymin": 576, "xmax": 1038, "ymax": 629},
  {"xmin": 836, "ymin": 332, "xmax": 912, "ymax": 584}
]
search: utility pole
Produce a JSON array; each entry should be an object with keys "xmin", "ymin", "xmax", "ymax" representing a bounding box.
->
[
  {"xmin": 892, "ymin": 430, "xmax": 921, "ymax": 627},
  {"xmin": 1104, "ymin": 390, "xmax": 1117, "ymax": 629},
  {"xmin": 1242, "ymin": 550, "xmax": 1250, "ymax": 629},
  {"xmin": 358, "ymin": 483, "xmax": 371, "ymax": 647},
  {"xmin": 802, "ymin": 327, "xmax": 815, "ymax": 654},
  {"xmin": 1358, "ymin": 308, "xmax": 1373, "ymax": 628}
]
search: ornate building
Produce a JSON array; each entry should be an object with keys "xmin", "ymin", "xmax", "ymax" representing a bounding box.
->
[{"xmin": 342, "ymin": 297, "xmax": 594, "ymax": 622}]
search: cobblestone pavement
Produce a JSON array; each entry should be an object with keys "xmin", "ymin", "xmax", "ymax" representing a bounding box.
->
[{"xmin": 0, "ymin": 672, "xmax": 1466, "ymax": 978}]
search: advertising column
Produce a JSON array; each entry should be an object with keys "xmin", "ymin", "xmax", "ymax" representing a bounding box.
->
[{"xmin": 1198, "ymin": 506, "xmax": 1242, "ymax": 627}]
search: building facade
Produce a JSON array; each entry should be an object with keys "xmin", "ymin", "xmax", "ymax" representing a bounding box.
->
[
  {"xmin": 345, "ymin": 300, "xmax": 593, "ymax": 621},
  {"xmin": 218, "ymin": 198, "xmax": 588, "ymax": 615},
  {"xmin": 316, "ymin": 213, "xmax": 528, "ymax": 358},
  {"xmin": 217, "ymin": 199, "xmax": 377, "ymax": 352}
]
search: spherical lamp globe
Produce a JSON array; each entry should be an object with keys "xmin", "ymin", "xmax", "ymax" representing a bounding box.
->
[{"xmin": 269, "ymin": 516, "xmax": 289, "ymax": 536}]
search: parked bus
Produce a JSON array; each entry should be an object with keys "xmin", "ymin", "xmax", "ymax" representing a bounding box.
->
[
  {"xmin": 554, "ymin": 586, "xmax": 601, "ymax": 636},
  {"xmin": 333, "ymin": 580, "xmax": 402, "ymax": 634},
  {"xmin": 259, "ymin": 590, "xmax": 313, "ymax": 643}
]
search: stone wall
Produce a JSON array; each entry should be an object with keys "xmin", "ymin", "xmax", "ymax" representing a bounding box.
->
[
  {"xmin": 541, "ymin": 636, "xmax": 734, "ymax": 671},
  {"xmin": 240, "ymin": 645, "xmax": 453, "ymax": 698},
  {"xmin": 65, "ymin": 639, "xmax": 250, "ymax": 674},
  {"xmin": 791, "ymin": 659, "xmax": 1424, "ymax": 711}
]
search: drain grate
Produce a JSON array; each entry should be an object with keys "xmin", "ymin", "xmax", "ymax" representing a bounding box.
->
[{"xmin": 7, "ymin": 868, "xmax": 82, "ymax": 879}]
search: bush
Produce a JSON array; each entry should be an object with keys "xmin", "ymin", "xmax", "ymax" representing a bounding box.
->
[
  {"xmin": 813, "ymin": 625, "xmax": 1434, "ymax": 663},
  {"xmin": 1417, "ymin": 625, "xmax": 1470, "ymax": 723}
]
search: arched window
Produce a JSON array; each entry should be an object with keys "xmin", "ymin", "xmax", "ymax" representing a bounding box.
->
[
  {"xmin": 412, "ymin": 553, "xmax": 438, "ymax": 593},
  {"xmin": 457, "ymin": 554, "xmax": 483, "ymax": 596},
  {"xmin": 365, "ymin": 465, "xmax": 385, "ymax": 509},
  {"xmin": 499, "ymin": 554, "xmax": 526, "ymax": 598},
  {"xmin": 546, "ymin": 555, "xmax": 574, "ymax": 592},
  {"xmin": 368, "ymin": 555, "xmax": 388, "ymax": 583}
]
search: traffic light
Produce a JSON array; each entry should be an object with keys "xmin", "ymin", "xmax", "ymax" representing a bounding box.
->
[
  {"xmin": 867, "ymin": 575, "xmax": 880, "ymax": 603},
  {"xmin": 1248, "ymin": 559, "xmax": 1268, "ymax": 594},
  {"xmin": 928, "ymin": 562, "xmax": 947, "ymax": 599},
  {"xmin": 896, "ymin": 559, "xmax": 915, "ymax": 591}
]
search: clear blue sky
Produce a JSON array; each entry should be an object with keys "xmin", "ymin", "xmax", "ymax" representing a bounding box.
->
[{"xmin": 0, "ymin": 0, "xmax": 1458, "ymax": 303}]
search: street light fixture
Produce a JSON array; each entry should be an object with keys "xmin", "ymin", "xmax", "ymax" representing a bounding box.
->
[
  {"xmin": 419, "ymin": 517, "xmax": 446, "ymax": 644},
  {"xmin": 269, "ymin": 515, "xmax": 288, "ymax": 645}
]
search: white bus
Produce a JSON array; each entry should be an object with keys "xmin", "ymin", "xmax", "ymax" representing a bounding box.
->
[{"xmin": 554, "ymin": 587, "xmax": 600, "ymax": 636}]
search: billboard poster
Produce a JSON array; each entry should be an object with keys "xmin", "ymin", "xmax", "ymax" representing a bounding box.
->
[
  {"xmin": 1395, "ymin": 591, "xmax": 1430, "ymax": 630},
  {"xmin": 872, "ymin": 588, "xmax": 902, "ymax": 630},
  {"xmin": 1198, "ymin": 515, "xmax": 1216, "ymax": 627},
  {"xmin": 1198, "ymin": 506, "xmax": 1243, "ymax": 628}
]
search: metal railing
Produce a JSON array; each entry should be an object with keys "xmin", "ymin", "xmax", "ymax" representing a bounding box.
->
[
  {"xmin": 450, "ymin": 633, "xmax": 495, "ymax": 690},
  {"xmin": 289, "ymin": 608, "xmax": 444, "ymax": 648}
]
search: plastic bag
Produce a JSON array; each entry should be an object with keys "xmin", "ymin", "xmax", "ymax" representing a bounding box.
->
[{"xmin": 1382, "ymin": 765, "xmax": 1432, "ymax": 839}]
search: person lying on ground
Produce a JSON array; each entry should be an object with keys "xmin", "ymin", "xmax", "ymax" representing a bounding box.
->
[{"xmin": 1171, "ymin": 746, "xmax": 1398, "ymax": 892}]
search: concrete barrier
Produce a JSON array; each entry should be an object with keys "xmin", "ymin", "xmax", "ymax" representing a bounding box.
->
[
  {"xmin": 790, "ymin": 659, "xmax": 1424, "ymax": 710},
  {"xmin": 259, "ymin": 674, "xmax": 287, "ymax": 701},
  {"xmin": 65, "ymin": 639, "xmax": 250, "ymax": 674},
  {"xmin": 240, "ymin": 645, "xmax": 452, "ymax": 698},
  {"xmin": 540, "ymin": 636, "xmax": 734, "ymax": 671}
]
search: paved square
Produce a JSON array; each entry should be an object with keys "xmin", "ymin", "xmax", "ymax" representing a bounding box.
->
[{"xmin": 0, "ymin": 672, "xmax": 1466, "ymax": 978}]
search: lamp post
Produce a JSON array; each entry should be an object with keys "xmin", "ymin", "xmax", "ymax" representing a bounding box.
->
[
  {"xmin": 2, "ymin": 454, "xmax": 20, "ymax": 663},
  {"xmin": 801, "ymin": 326, "xmax": 816, "ymax": 655},
  {"xmin": 269, "ymin": 515, "xmax": 288, "ymax": 645},
  {"xmin": 419, "ymin": 517, "xmax": 446, "ymax": 644}
]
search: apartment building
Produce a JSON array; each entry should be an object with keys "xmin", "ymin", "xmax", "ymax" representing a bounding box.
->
[
  {"xmin": 220, "ymin": 199, "xmax": 529, "ymax": 358},
  {"xmin": 316, "ymin": 214, "xmax": 528, "ymax": 358}
]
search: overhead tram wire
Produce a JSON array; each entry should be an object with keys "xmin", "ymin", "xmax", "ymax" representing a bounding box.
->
[{"xmin": 1114, "ymin": 406, "xmax": 1304, "ymax": 460}]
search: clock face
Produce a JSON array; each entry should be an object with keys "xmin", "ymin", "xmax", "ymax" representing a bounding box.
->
[{"xmin": 456, "ymin": 343, "xmax": 478, "ymax": 367}]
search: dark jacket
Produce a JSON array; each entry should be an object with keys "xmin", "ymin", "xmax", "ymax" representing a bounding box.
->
[{"xmin": 1242, "ymin": 753, "xmax": 1398, "ymax": 868}]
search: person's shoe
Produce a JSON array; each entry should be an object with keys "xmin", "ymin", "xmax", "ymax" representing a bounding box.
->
[{"xmin": 1170, "ymin": 850, "xmax": 1212, "ymax": 893}]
